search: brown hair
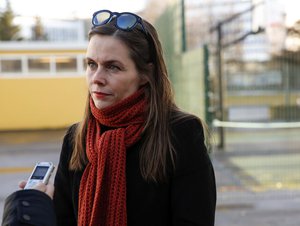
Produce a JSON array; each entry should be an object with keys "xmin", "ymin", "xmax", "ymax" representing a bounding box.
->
[{"xmin": 69, "ymin": 18, "xmax": 194, "ymax": 182}]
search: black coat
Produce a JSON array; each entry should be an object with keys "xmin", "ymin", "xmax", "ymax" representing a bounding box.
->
[
  {"xmin": 53, "ymin": 117, "xmax": 216, "ymax": 226},
  {"xmin": 2, "ymin": 190, "xmax": 56, "ymax": 226}
]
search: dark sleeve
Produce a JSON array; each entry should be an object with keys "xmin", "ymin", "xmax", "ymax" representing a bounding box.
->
[
  {"xmin": 53, "ymin": 125, "xmax": 77, "ymax": 226},
  {"xmin": 171, "ymin": 118, "xmax": 216, "ymax": 226},
  {"xmin": 2, "ymin": 190, "xmax": 56, "ymax": 226}
]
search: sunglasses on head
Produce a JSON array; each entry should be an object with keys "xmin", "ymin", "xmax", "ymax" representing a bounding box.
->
[{"xmin": 92, "ymin": 10, "xmax": 147, "ymax": 34}]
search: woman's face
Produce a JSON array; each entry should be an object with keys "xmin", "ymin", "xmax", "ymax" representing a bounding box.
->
[{"xmin": 86, "ymin": 35, "xmax": 147, "ymax": 109}]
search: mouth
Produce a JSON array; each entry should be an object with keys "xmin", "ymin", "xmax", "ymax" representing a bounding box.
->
[{"xmin": 92, "ymin": 91, "xmax": 111, "ymax": 99}]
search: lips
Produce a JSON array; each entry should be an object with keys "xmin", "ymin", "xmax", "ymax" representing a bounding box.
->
[{"xmin": 92, "ymin": 91, "xmax": 111, "ymax": 99}]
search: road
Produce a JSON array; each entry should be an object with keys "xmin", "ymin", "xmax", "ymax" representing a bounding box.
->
[
  {"xmin": 1, "ymin": 128, "xmax": 300, "ymax": 225},
  {"xmin": 212, "ymin": 127, "xmax": 300, "ymax": 226},
  {"xmin": 0, "ymin": 129, "xmax": 65, "ymax": 221}
]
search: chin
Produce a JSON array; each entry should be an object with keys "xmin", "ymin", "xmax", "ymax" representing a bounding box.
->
[
  {"xmin": 94, "ymin": 102, "xmax": 111, "ymax": 110},
  {"xmin": 94, "ymin": 103, "xmax": 105, "ymax": 110}
]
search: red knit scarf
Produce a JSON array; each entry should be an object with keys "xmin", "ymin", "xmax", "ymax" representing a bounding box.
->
[{"xmin": 78, "ymin": 89, "xmax": 147, "ymax": 226}]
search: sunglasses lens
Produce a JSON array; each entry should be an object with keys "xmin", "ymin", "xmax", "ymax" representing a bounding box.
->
[
  {"xmin": 93, "ymin": 11, "xmax": 111, "ymax": 26},
  {"xmin": 117, "ymin": 14, "xmax": 137, "ymax": 30}
]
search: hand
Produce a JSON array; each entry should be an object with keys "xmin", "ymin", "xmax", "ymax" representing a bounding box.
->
[{"xmin": 18, "ymin": 180, "xmax": 55, "ymax": 199}]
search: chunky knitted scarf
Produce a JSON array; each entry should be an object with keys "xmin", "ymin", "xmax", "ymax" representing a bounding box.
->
[{"xmin": 78, "ymin": 88, "xmax": 147, "ymax": 226}]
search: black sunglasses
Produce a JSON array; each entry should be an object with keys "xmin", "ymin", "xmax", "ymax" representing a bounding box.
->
[{"xmin": 92, "ymin": 10, "xmax": 147, "ymax": 34}]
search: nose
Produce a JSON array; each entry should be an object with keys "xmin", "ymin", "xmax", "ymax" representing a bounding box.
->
[{"xmin": 92, "ymin": 66, "xmax": 107, "ymax": 85}]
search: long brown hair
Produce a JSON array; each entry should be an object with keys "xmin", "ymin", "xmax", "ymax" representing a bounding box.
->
[{"xmin": 69, "ymin": 18, "xmax": 194, "ymax": 182}]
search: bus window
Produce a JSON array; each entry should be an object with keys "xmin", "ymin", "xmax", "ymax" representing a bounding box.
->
[
  {"xmin": 83, "ymin": 58, "xmax": 87, "ymax": 70},
  {"xmin": 28, "ymin": 57, "xmax": 50, "ymax": 73},
  {"xmin": 56, "ymin": 56, "xmax": 77, "ymax": 72},
  {"xmin": 0, "ymin": 59, "xmax": 22, "ymax": 73}
]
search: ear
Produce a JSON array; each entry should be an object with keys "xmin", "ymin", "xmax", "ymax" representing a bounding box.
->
[
  {"xmin": 139, "ymin": 63, "xmax": 153, "ymax": 86},
  {"xmin": 139, "ymin": 76, "xmax": 148, "ymax": 86}
]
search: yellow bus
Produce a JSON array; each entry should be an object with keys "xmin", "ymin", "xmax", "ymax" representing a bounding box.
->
[{"xmin": 0, "ymin": 41, "xmax": 88, "ymax": 131}]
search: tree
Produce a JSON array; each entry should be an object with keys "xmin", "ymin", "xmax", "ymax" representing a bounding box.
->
[
  {"xmin": 287, "ymin": 20, "xmax": 300, "ymax": 37},
  {"xmin": 32, "ymin": 16, "xmax": 47, "ymax": 40},
  {"xmin": 285, "ymin": 20, "xmax": 300, "ymax": 52},
  {"xmin": 0, "ymin": 0, "xmax": 22, "ymax": 40}
]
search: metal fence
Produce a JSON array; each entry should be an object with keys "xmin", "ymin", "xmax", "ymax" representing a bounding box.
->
[
  {"xmin": 154, "ymin": 0, "xmax": 300, "ymax": 203},
  {"xmin": 189, "ymin": 0, "xmax": 300, "ymax": 197},
  {"xmin": 153, "ymin": 2, "xmax": 300, "ymax": 225}
]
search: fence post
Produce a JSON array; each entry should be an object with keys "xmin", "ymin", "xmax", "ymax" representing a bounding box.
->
[
  {"xmin": 181, "ymin": 0, "xmax": 187, "ymax": 52},
  {"xmin": 216, "ymin": 23, "xmax": 225, "ymax": 149},
  {"xmin": 204, "ymin": 44, "xmax": 214, "ymax": 126}
]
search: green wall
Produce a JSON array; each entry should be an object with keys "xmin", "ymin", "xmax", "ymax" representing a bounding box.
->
[
  {"xmin": 155, "ymin": 1, "xmax": 207, "ymax": 119},
  {"xmin": 173, "ymin": 48, "xmax": 206, "ymax": 119}
]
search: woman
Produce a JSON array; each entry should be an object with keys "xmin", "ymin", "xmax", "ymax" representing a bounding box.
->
[{"xmin": 53, "ymin": 10, "xmax": 216, "ymax": 226}]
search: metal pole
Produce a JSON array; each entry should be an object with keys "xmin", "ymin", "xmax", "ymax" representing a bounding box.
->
[
  {"xmin": 216, "ymin": 23, "xmax": 225, "ymax": 149},
  {"xmin": 181, "ymin": 0, "xmax": 187, "ymax": 52},
  {"xmin": 204, "ymin": 44, "xmax": 213, "ymax": 125}
]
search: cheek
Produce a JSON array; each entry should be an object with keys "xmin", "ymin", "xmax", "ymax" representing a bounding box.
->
[
  {"xmin": 110, "ymin": 81, "xmax": 130, "ymax": 99},
  {"xmin": 121, "ymin": 80, "xmax": 141, "ymax": 96}
]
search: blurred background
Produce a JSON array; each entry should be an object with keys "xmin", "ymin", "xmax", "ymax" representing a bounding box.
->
[{"xmin": 1, "ymin": 0, "xmax": 300, "ymax": 225}]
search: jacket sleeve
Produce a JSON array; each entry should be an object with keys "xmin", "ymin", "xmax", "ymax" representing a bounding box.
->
[
  {"xmin": 171, "ymin": 118, "xmax": 216, "ymax": 226},
  {"xmin": 53, "ymin": 125, "xmax": 77, "ymax": 226},
  {"xmin": 2, "ymin": 190, "xmax": 56, "ymax": 226}
]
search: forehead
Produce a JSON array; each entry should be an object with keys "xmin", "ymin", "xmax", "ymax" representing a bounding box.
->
[{"xmin": 86, "ymin": 35, "xmax": 131, "ymax": 61}]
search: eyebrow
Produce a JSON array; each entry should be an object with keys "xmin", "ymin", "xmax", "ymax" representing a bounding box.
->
[{"xmin": 85, "ymin": 57, "xmax": 123, "ymax": 65}]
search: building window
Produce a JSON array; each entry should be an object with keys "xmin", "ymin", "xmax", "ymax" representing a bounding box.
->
[
  {"xmin": 28, "ymin": 57, "xmax": 50, "ymax": 72},
  {"xmin": 56, "ymin": 57, "xmax": 77, "ymax": 72},
  {"xmin": 0, "ymin": 59, "xmax": 22, "ymax": 73}
]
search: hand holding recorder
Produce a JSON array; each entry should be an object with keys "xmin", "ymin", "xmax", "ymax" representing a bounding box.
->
[
  {"xmin": 20, "ymin": 162, "xmax": 55, "ymax": 199},
  {"xmin": 24, "ymin": 162, "xmax": 55, "ymax": 189},
  {"xmin": 2, "ymin": 162, "xmax": 57, "ymax": 226}
]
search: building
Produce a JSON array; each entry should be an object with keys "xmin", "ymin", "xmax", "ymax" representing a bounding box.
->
[{"xmin": 14, "ymin": 16, "xmax": 89, "ymax": 42}]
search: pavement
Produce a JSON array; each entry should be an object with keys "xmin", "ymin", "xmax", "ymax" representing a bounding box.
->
[
  {"xmin": 0, "ymin": 127, "xmax": 300, "ymax": 225},
  {"xmin": 212, "ymin": 127, "xmax": 300, "ymax": 226}
]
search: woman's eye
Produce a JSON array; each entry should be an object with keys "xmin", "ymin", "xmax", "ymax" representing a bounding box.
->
[
  {"xmin": 87, "ymin": 61, "xmax": 97, "ymax": 70},
  {"xmin": 107, "ymin": 64, "xmax": 120, "ymax": 72}
]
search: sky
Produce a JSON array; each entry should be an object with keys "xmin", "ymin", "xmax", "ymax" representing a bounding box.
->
[
  {"xmin": 0, "ymin": 0, "xmax": 148, "ymax": 19},
  {"xmin": 1, "ymin": 0, "xmax": 300, "ymax": 26},
  {"xmin": 280, "ymin": 0, "xmax": 300, "ymax": 26}
]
